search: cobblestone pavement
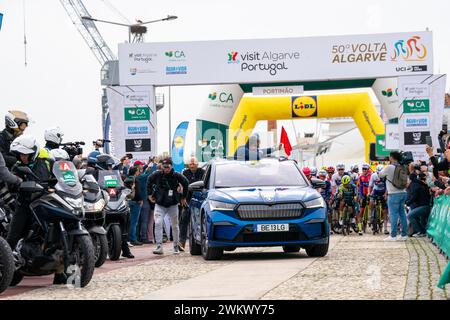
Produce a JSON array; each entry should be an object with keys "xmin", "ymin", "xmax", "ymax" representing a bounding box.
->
[{"xmin": 3, "ymin": 235, "xmax": 448, "ymax": 300}]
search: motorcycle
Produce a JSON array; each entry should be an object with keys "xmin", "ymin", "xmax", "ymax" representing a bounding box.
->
[
  {"xmin": 0, "ymin": 207, "xmax": 14, "ymax": 293},
  {"xmin": 97, "ymin": 170, "xmax": 131, "ymax": 261},
  {"xmin": 78, "ymin": 170, "xmax": 109, "ymax": 268},
  {"xmin": 9, "ymin": 161, "xmax": 95, "ymax": 288}
]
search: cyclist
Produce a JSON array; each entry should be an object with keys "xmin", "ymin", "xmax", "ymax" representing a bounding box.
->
[
  {"xmin": 330, "ymin": 164, "xmax": 348, "ymax": 216},
  {"xmin": 326, "ymin": 166, "xmax": 335, "ymax": 183},
  {"xmin": 310, "ymin": 167, "xmax": 318, "ymax": 178},
  {"xmin": 302, "ymin": 167, "xmax": 312, "ymax": 183},
  {"xmin": 337, "ymin": 175, "xmax": 358, "ymax": 233},
  {"xmin": 350, "ymin": 164, "xmax": 360, "ymax": 185},
  {"xmin": 369, "ymin": 164, "xmax": 389, "ymax": 235},
  {"xmin": 358, "ymin": 163, "xmax": 372, "ymax": 233},
  {"xmin": 318, "ymin": 170, "xmax": 332, "ymax": 230}
]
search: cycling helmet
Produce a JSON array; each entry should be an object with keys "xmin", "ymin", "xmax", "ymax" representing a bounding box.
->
[
  {"xmin": 341, "ymin": 175, "xmax": 351, "ymax": 185},
  {"xmin": 10, "ymin": 134, "xmax": 40, "ymax": 162},
  {"xmin": 96, "ymin": 154, "xmax": 116, "ymax": 170},
  {"xmin": 318, "ymin": 170, "xmax": 327, "ymax": 177},
  {"xmin": 336, "ymin": 163, "xmax": 345, "ymax": 170},
  {"xmin": 302, "ymin": 167, "xmax": 311, "ymax": 176},
  {"xmin": 351, "ymin": 164, "xmax": 359, "ymax": 172},
  {"xmin": 50, "ymin": 148, "xmax": 70, "ymax": 161},
  {"xmin": 44, "ymin": 127, "xmax": 64, "ymax": 145},
  {"xmin": 310, "ymin": 167, "xmax": 317, "ymax": 177},
  {"xmin": 87, "ymin": 150, "xmax": 101, "ymax": 165},
  {"xmin": 5, "ymin": 110, "xmax": 29, "ymax": 136},
  {"xmin": 376, "ymin": 164, "xmax": 384, "ymax": 173},
  {"xmin": 327, "ymin": 166, "xmax": 335, "ymax": 174},
  {"xmin": 362, "ymin": 163, "xmax": 371, "ymax": 170}
]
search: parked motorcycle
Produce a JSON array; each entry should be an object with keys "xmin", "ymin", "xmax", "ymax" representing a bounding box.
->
[
  {"xmin": 78, "ymin": 170, "xmax": 109, "ymax": 268},
  {"xmin": 9, "ymin": 161, "xmax": 95, "ymax": 288},
  {"xmin": 97, "ymin": 170, "xmax": 131, "ymax": 261}
]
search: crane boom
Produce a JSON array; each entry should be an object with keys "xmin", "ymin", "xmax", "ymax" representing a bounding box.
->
[{"xmin": 60, "ymin": 0, "xmax": 116, "ymax": 65}]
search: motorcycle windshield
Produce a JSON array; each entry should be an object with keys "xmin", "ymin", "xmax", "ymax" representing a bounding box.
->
[
  {"xmin": 97, "ymin": 170, "xmax": 124, "ymax": 190},
  {"xmin": 52, "ymin": 160, "xmax": 83, "ymax": 195}
]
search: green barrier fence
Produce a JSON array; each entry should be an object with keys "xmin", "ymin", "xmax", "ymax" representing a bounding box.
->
[{"xmin": 426, "ymin": 195, "xmax": 450, "ymax": 289}]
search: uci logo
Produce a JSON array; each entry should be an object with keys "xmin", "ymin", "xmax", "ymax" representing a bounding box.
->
[{"xmin": 291, "ymin": 96, "xmax": 318, "ymax": 117}]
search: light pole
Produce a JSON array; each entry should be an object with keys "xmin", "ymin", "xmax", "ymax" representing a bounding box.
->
[{"xmin": 81, "ymin": 15, "xmax": 178, "ymax": 43}]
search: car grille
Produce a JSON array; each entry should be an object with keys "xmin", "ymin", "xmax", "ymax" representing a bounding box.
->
[{"xmin": 236, "ymin": 203, "xmax": 304, "ymax": 220}]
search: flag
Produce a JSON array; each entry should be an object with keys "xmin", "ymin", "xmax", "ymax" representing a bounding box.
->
[
  {"xmin": 280, "ymin": 126, "xmax": 292, "ymax": 156},
  {"xmin": 0, "ymin": 13, "xmax": 3, "ymax": 31},
  {"xmin": 171, "ymin": 121, "xmax": 189, "ymax": 173}
]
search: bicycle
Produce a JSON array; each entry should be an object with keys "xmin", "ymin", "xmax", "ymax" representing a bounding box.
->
[
  {"xmin": 341, "ymin": 202, "xmax": 359, "ymax": 236},
  {"xmin": 371, "ymin": 197, "xmax": 384, "ymax": 235},
  {"xmin": 361, "ymin": 196, "xmax": 370, "ymax": 233}
]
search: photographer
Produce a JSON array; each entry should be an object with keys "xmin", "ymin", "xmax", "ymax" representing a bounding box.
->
[
  {"xmin": 426, "ymin": 145, "xmax": 450, "ymax": 195},
  {"xmin": 379, "ymin": 151, "xmax": 409, "ymax": 241},
  {"xmin": 406, "ymin": 172, "xmax": 431, "ymax": 237}
]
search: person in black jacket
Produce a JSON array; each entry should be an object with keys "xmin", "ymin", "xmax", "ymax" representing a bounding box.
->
[
  {"xmin": 147, "ymin": 157, "xmax": 188, "ymax": 255},
  {"xmin": 0, "ymin": 111, "xmax": 29, "ymax": 169},
  {"xmin": 178, "ymin": 157, "xmax": 205, "ymax": 250},
  {"xmin": 127, "ymin": 166, "xmax": 144, "ymax": 246},
  {"xmin": 406, "ymin": 172, "xmax": 431, "ymax": 237}
]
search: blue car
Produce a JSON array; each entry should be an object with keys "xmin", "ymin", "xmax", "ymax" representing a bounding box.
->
[{"xmin": 188, "ymin": 158, "xmax": 329, "ymax": 260}]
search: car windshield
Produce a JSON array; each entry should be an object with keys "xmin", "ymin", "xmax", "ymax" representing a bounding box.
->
[{"xmin": 214, "ymin": 160, "xmax": 308, "ymax": 188}]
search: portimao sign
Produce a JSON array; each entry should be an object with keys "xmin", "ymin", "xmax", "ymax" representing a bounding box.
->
[{"xmin": 119, "ymin": 31, "xmax": 433, "ymax": 86}]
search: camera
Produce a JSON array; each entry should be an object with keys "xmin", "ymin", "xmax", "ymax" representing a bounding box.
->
[
  {"xmin": 61, "ymin": 141, "xmax": 85, "ymax": 161},
  {"xmin": 398, "ymin": 151, "xmax": 414, "ymax": 166}
]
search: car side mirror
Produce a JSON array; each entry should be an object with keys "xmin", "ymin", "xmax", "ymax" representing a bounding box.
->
[
  {"xmin": 311, "ymin": 178, "xmax": 326, "ymax": 189},
  {"xmin": 19, "ymin": 181, "xmax": 44, "ymax": 193},
  {"xmin": 189, "ymin": 181, "xmax": 205, "ymax": 192}
]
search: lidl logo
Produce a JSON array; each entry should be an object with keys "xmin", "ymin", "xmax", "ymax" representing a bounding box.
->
[
  {"xmin": 292, "ymin": 96, "xmax": 318, "ymax": 118},
  {"xmin": 391, "ymin": 35, "xmax": 427, "ymax": 61},
  {"xmin": 227, "ymin": 51, "xmax": 239, "ymax": 64},
  {"xmin": 174, "ymin": 136, "xmax": 185, "ymax": 149},
  {"xmin": 124, "ymin": 107, "xmax": 150, "ymax": 121},
  {"xmin": 208, "ymin": 92, "xmax": 217, "ymax": 100}
]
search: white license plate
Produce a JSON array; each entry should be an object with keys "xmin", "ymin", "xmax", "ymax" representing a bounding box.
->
[{"xmin": 255, "ymin": 224, "xmax": 289, "ymax": 232}]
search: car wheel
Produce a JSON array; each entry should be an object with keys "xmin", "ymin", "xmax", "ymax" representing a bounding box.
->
[
  {"xmin": 201, "ymin": 213, "xmax": 223, "ymax": 260},
  {"xmin": 305, "ymin": 239, "xmax": 329, "ymax": 257},
  {"xmin": 189, "ymin": 220, "xmax": 201, "ymax": 256},
  {"xmin": 282, "ymin": 245, "xmax": 301, "ymax": 253}
]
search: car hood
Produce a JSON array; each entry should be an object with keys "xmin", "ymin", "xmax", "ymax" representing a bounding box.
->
[{"xmin": 210, "ymin": 186, "xmax": 320, "ymax": 204}]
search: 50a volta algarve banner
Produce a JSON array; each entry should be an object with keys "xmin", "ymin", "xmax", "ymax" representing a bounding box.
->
[{"xmin": 119, "ymin": 31, "xmax": 433, "ymax": 86}]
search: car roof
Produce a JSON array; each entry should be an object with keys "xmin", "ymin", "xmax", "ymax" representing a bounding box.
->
[{"xmin": 209, "ymin": 157, "xmax": 296, "ymax": 166}]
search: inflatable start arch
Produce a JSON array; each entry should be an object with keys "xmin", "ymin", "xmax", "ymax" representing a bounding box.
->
[{"xmin": 227, "ymin": 92, "xmax": 384, "ymax": 163}]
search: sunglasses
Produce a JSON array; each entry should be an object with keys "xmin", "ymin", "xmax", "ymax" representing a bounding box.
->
[
  {"xmin": 338, "ymin": 169, "xmax": 344, "ymax": 171},
  {"xmin": 162, "ymin": 165, "xmax": 171, "ymax": 169}
]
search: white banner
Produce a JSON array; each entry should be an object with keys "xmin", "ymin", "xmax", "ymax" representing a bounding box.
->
[
  {"xmin": 385, "ymin": 123, "xmax": 400, "ymax": 150},
  {"xmin": 372, "ymin": 77, "xmax": 399, "ymax": 120},
  {"xmin": 253, "ymin": 86, "xmax": 304, "ymax": 96},
  {"xmin": 398, "ymin": 74, "xmax": 447, "ymax": 161},
  {"xmin": 106, "ymin": 86, "xmax": 157, "ymax": 161},
  {"xmin": 119, "ymin": 31, "xmax": 433, "ymax": 86}
]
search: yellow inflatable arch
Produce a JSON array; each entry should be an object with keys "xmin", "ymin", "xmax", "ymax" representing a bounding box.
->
[{"xmin": 227, "ymin": 92, "xmax": 385, "ymax": 163}]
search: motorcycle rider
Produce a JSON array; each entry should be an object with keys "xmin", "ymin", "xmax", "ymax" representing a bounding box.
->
[
  {"xmin": 39, "ymin": 127, "xmax": 64, "ymax": 159},
  {"xmin": 0, "ymin": 111, "xmax": 29, "ymax": 169},
  {"xmin": 0, "ymin": 152, "xmax": 22, "ymax": 186},
  {"xmin": 6, "ymin": 135, "xmax": 68, "ymax": 284}
]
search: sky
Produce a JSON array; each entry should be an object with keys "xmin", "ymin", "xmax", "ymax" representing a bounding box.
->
[{"xmin": 0, "ymin": 0, "xmax": 449, "ymax": 159}]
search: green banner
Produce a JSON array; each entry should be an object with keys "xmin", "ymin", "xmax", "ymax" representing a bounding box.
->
[
  {"xmin": 375, "ymin": 134, "xmax": 390, "ymax": 157},
  {"xmin": 196, "ymin": 119, "xmax": 228, "ymax": 162},
  {"xmin": 403, "ymin": 99, "xmax": 430, "ymax": 113},
  {"xmin": 124, "ymin": 107, "xmax": 150, "ymax": 121},
  {"xmin": 427, "ymin": 195, "xmax": 450, "ymax": 289}
]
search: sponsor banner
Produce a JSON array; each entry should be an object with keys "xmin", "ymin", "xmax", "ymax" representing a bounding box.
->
[
  {"xmin": 171, "ymin": 122, "xmax": 189, "ymax": 173},
  {"xmin": 291, "ymin": 96, "xmax": 318, "ymax": 118},
  {"xmin": 403, "ymin": 115, "xmax": 430, "ymax": 129},
  {"xmin": 119, "ymin": 31, "xmax": 433, "ymax": 86},
  {"xmin": 123, "ymin": 92, "xmax": 150, "ymax": 105},
  {"xmin": 404, "ymin": 131, "xmax": 430, "ymax": 145},
  {"xmin": 106, "ymin": 86, "xmax": 156, "ymax": 160},
  {"xmin": 403, "ymin": 99, "xmax": 430, "ymax": 113},
  {"xmin": 402, "ymin": 84, "xmax": 430, "ymax": 98},
  {"xmin": 124, "ymin": 107, "xmax": 150, "ymax": 121},
  {"xmin": 198, "ymin": 85, "xmax": 244, "ymax": 125},
  {"xmin": 385, "ymin": 123, "xmax": 399, "ymax": 150},
  {"xmin": 253, "ymin": 86, "xmax": 304, "ymax": 96},
  {"xmin": 125, "ymin": 138, "xmax": 151, "ymax": 152},
  {"xmin": 196, "ymin": 119, "xmax": 228, "ymax": 162},
  {"xmin": 125, "ymin": 123, "xmax": 150, "ymax": 136},
  {"xmin": 375, "ymin": 134, "xmax": 390, "ymax": 157},
  {"xmin": 372, "ymin": 78, "xmax": 399, "ymax": 120}
]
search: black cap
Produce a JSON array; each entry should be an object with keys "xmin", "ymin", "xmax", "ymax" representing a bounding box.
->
[{"xmin": 161, "ymin": 157, "xmax": 173, "ymax": 166}]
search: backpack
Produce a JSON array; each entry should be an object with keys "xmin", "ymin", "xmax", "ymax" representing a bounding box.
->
[{"xmin": 390, "ymin": 164, "xmax": 408, "ymax": 190}]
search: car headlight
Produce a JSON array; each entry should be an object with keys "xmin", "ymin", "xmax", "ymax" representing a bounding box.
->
[
  {"xmin": 303, "ymin": 197, "xmax": 325, "ymax": 208},
  {"xmin": 84, "ymin": 199, "xmax": 106, "ymax": 212},
  {"xmin": 209, "ymin": 200, "xmax": 236, "ymax": 211},
  {"xmin": 64, "ymin": 196, "xmax": 84, "ymax": 209}
]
